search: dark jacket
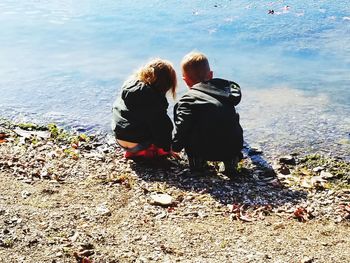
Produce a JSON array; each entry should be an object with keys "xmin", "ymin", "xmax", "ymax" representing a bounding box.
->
[
  {"xmin": 111, "ymin": 78, "xmax": 173, "ymax": 151},
  {"xmin": 172, "ymin": 78, "xmax": 243, "ymax": 160}
]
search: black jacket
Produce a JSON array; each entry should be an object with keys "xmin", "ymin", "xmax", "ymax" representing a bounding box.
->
[
  {"xmin": 111, "ymin": 79, "xmax": 173, "ymax": 151},
  {"xmin": 172, "ymin": 78, "xmax": 243, "ymax": 160}
]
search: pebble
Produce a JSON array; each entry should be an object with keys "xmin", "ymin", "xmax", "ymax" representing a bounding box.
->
[
  {"xmin": 273, "ymin": 222, "xmax": 285, "ymax": 230},
  {"xmin": 155, "ymin": 211, "xmax": 167, "ymax": 219},
  {"xmin": 279, "ymin": 155, "xmax": 296, "ymax": 165},
  {"xmin": 96, "ymin": 204, "xmax": 111, "ymax": 216},
  {"xmin": 1, "ymin": 121, "xmax": 350, "ymax": 262},
  {"xmin": 301, "ymin": 257, "xmax": 314, "ymax": 263},
  {"xmin": 313, "ymin": 166, "xmax": 324, "ymax": 173},
  {"xmin": 150, "ymin": 193, "xmax": 173, "ymax": 206},
  {"xmin": 248, "ymin": 146, "xmax": 263, "ymax": 156},
  {"xmin": 278, "ymin": 165, "xmax": 291, "ymax": 175},
  {"xmin": 320, "ymin": 171, "xmax": 335, "ymax": 179},
  {"xmin": 21, "ymin": 190, "xmax": 31, "ymax": 198}
]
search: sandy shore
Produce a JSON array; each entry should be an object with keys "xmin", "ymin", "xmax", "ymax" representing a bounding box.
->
[{"xmin": 0, "ymin": 119, "xmax": 349, "ymax": 262}]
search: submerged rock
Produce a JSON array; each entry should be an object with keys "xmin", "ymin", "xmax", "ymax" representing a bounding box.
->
[{"xmin": 279, "ymin": 155, "xmax": 296, "ymax": 165}]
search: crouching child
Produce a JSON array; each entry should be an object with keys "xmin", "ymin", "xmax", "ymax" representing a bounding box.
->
[{"xmin": 172, "ymin": 52, "xmax": 243, "ymax": 178}]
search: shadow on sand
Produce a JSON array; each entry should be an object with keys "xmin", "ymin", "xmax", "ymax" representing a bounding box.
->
[{"xmin": 128, "ymin": 146, "xmax": 307, "ymax": 208}]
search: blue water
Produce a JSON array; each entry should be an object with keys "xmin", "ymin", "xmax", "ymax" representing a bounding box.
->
[{"xmin": 0, "ymin": 0, "xmax": 349, "ymax": 158}]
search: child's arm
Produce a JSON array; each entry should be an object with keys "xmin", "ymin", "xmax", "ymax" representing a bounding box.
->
[
  {"xmin": 145, "ymin": 105, "xmax": 173, "ymax": 152},
  {"xmin": 172, "ymin": 95, "xmax": 194, "ymax": 152},
  {"xmin": 126, "ymin": 86, "xmax": 173, "ymax": 151}
]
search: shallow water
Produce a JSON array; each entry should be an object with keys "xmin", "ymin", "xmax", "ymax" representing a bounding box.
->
[{"xmin": 0, "ymin": 0, "xmax": 349, "ymax": 158}]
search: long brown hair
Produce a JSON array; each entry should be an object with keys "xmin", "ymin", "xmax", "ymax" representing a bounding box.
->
[{"xmin": 137, "ymin": 59, "xmax": 177, "ymax": 99}]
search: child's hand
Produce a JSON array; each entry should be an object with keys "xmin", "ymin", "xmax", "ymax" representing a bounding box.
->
[{"xmin": 170, "ymin": 151, "xmax": 181, "ymax": 160}]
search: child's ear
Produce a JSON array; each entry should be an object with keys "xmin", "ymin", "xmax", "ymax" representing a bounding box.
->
[
  {"xmin": 183, "ymin": 75, "xmax": 194, "ymax": 87},
  {"xmin": 208, "ymin": 70, "xmax": 213, "ymax": 80}
]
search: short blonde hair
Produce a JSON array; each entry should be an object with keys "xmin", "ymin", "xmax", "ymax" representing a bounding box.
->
[
  {"xmin": 181, "ymin": 52, "xmax": 211, "ymax": 83},
  {"xmin": 137, "ymin": 59, "xmax": 177, "ymax": 99}
]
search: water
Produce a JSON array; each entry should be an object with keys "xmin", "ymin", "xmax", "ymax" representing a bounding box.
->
[{"xmin": 0, "ymin": 0, "xmax": 349, "ymax": 158}]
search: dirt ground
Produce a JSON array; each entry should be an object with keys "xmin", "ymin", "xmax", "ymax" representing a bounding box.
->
[
  {"xmin": 0, "ymin": 121, "xmax": 349, "ymax": 262},
  {"xmin": 0, "ymin": 172, "xmax": 349, "ymax": 263}
]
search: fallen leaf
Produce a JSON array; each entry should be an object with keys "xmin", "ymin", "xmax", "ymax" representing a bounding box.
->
[
  {"xmin": 160, "ymin": 244, "xmax": 176, "ymax": 254},
  {"xmin": 239, "ymin": 212, "xmax": 254, "ymax": 222},
  {"xmin": 299, "ymin": 168, "xmax": 312, "ymax": 176},
  {"xmin": 293, "ymin": 207, "xmax": 309, "ymax": 222},
  {"xmin": 73, "ymin": 251, "xmax": 93, "ymax": 263},
  {"xmin": 228, "ymin": 203, "xmax": 241, "ymax": 213},
  {"xmin": 82, "ymin": 258, "xmax": 92, "ymax": 263},
  {"xmin": 0, "ymin": 133, "xmax": 9, "ymax": 139},
  {"xmin": 227, "ymin": 204, "xmax": 257, "ymax": 222},
  {"xmin": 71, "ymin": 143, "xmax": 79, "ymax": 149},
  {"xmin": 345, "ymin": 205, "xmax": 350, "ymax": 214},
  {"xmin": 167, "ymin": 206, "xmax": 175, "ymax": 213}
]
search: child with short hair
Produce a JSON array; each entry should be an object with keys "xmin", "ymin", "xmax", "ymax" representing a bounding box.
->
[
  {"xmin": 172, "ymin": 52, "xmax": 243, "ymax": 177},
  {"xmin": 112, "ymin": 58, "xmax": 177, "ymax": 159}
]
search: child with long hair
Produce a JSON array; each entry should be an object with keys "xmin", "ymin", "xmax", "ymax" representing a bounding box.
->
[{"xmin": 112, "ymin": 59, "xmax": 177, "ymax": 159}]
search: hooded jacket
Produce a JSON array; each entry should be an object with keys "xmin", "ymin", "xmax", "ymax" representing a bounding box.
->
[
  {"xmin": 111, "ymin": 78, "xmax": 173, "ymax": 151},
  {"xmin": 172, "ymin": 78, "xmax": 243, "ymax": 160}
]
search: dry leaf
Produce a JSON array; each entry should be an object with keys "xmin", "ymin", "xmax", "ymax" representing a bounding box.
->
[
  {"xmin": 293, "ymin": 207, "xmax": 309, "ymax": 222},
  {"xmin": 0, "ymin": 133, "xmax": 9, "ymax": 139}
]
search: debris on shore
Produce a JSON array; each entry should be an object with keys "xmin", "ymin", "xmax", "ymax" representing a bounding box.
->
[
  {"xmin": 1, "ymin": 118, "xmax": 349, "ymax": 222},
  {"xmin": 0, "ymin": 118, "xmax": 349, "ymax": 262}
]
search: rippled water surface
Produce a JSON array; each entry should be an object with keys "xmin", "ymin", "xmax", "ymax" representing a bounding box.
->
[{"xmin": 0, "ymin": 0, "xmax": 349, "ymax": 158}]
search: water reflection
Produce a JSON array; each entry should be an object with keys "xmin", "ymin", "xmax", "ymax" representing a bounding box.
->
[
  {"xmin": 0, "ymin": 0, "xmax": 349, "ymax": 158},
  {"xmin": 240, "ymin": 87, "xmax": 350, "ymax": 159}
]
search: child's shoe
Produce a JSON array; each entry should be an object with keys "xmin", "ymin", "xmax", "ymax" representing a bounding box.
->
[
  {"xmin": 124, "ymin": 149, "xmax": 149, "ymax": 159},
  {"xmin": 155, "ymin": 146, "xmax": 170, "ymax": 157},
  {"xmin": 223, "ymin": 166, "xmax": 239, "ymax": 180},
  {"xmin": 124, "ymin": 144, "xmax": 170, "ymax": 159},
  {"xmin": 188, "ymin": 157, "xmax": 212, "ymax": 176},
  {"xmin": 223, "ymin": 156, "xmax": 241, "ymax": 180}
]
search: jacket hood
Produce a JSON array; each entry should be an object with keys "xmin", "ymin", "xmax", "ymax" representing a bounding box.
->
[
  {"xmin": 121, "ymin": 79, "xmax": 146, "ymax": 101},
  {"xmin": 119, "ymin": 78, "xmax": 168, "ymax": 107},
  {"xmin": 191, "ymin": 78, "xmax": 241, "ymax": 104}
]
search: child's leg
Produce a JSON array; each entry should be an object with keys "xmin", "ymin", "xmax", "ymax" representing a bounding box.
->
[
  {"xmin": 223, "ymin": 154, "xmax": 242, "ymax": 178},
  {"xmin": 116, "ymin": 139, "xmax": 150, "ymax": 152},
  {"xmin": 116, "ymin": 139, "xmax": 139, "ymax": 149},
  {"xmin": 188, "ymin": 155, "xmax": 207, "ymax": 172},
  {"xmin": 223, "ymin": 160, "xmax": 237, "ymax": 176}
]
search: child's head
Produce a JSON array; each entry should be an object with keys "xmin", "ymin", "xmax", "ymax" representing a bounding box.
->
[
  {"xmin": 181, "ymin": 52, "xmax": 213, "ymax": 87},
  {"xmin": 137, "ymin": 58, "xmax": 177, "ymax": 98}
]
